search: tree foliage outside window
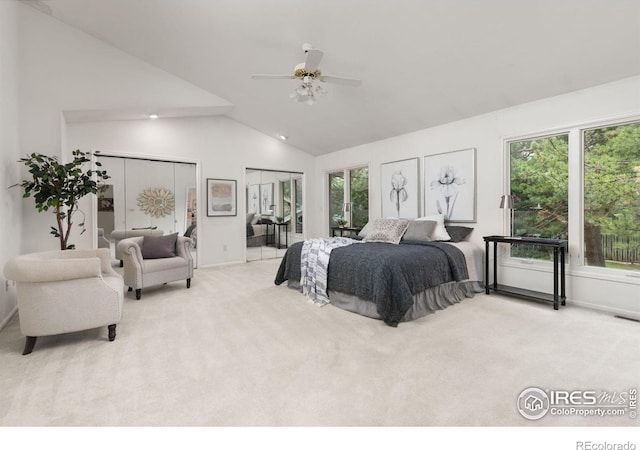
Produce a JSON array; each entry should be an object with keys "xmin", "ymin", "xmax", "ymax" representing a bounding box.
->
[
  {"xmin": 509, "ymin": 134, "xmax": 569, "ymax": 260},
  {"xmin": 350, "ymin": 167, "xmax": 369, "ymax": 228},
  {"xmin": 328, "ymin": 167, "xmax": 369, "ymax": 229},
  {"xmin": 584, "ymin": 122, "xmax": 640, "ymax": 270},
  {"xmin": 509, "ymin": 121, "xmax": 640, "ymax": 271}
]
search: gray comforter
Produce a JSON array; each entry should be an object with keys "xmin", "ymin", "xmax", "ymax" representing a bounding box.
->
[{"xmin": 274, "ymin": 239, "xmax": 469, "ymax": 327}]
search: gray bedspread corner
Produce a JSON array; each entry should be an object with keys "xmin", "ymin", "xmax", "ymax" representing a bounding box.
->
[{"xmin": 274, "ymin": 240, "xmax": 475, "ymax": 327}]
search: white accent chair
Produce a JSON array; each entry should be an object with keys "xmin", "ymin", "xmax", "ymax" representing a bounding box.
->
[
  {"xmin": 117, "ymin": 235, "xmax": 194, "ymax": 300},
  {"xmin": 111, "ymin": 228, "xmax": 164, "ymax": 267},
  {"xmin": 3, "ymin": 248, "xmax": 124, "ymax": 355}
]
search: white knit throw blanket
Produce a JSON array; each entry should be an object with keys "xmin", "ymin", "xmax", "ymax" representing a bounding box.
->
[{"xmin": 300, "ymin": 237, "xmax": 361, "ymax": 306}]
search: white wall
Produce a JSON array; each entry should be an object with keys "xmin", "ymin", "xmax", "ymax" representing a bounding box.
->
[
  {"xmin": 16, "ymin": 2, "xmax": 232, "ymax": 254},
  {"xmin": 314, "ymin": 76, "xmax": 640, "ymax": 319},
  {"xmin": 0, "ymin": 1, "xmax": 21, "ymax": 329},
  {"xmin": 66, "ymin": 117, "xmax": 314, "ymax": 267}
]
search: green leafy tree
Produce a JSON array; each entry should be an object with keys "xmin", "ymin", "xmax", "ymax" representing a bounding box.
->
[
  {"xmin": 12, "ymin": 150, "xmax": 110, "ymax": 250},
  {"xmin": 584, "ymin": 123, "xmax": 640, "ymax": 266},
  {"xmin": 510, "ymin": 123, "xmax": 640, "ymax": 267}
]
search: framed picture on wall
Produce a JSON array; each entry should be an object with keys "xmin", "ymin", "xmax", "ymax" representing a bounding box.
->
[
  {"xmin": 207, "ymin": 178, "xmax": 237, "ymax": 217},
  {"xmin": 248, "ymin": 184, "xmax": 260, "ymax": 214},
  {"xmin": 424, "ymin": 147, "xmax": 476, "ymax": 222},
  {"xmin": 260, "ymin": 182, "xmax": 274, "ymax": 215},
  {"xmin": 380, "ymin": 157, "xmax": 420, "ymax": 219}
]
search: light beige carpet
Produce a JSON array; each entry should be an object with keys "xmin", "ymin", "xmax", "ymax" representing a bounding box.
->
[{"xmin": 0, "ymin": 257, "xmax": 638, "ymax": 428}]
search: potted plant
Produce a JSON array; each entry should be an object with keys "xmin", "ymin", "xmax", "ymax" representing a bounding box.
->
[
  {"xmin": 275, "ymin": 216, "xmax": 285, "ymax": 224},
  {"xmin": 336, "ymin": 218, "xmax": 348, "ymax": 227},
  {"xmin": 11, "ymin": 149, "xmax": 110, "ymax": 250}
]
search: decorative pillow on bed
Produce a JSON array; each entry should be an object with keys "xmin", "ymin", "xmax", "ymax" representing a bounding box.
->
[
  {"xmin": 445, "ymin": 225, "xmax": 474, "ymax": 242},
  {"xmin": 402, "ymin": 220, "xmax": 437, "ymax": 242},
  {"xmin": 246, "ymin": 213, "xmax": 255, "ymax": 225},
  {"xmin": 363, "ymin": 218, "xmax": 410, "ymax": 244},
  {"xmin": 251, "ymin": 214, "xmax": 261, "ymax": 225},
  {"xmin": 358, "ymin": 221, "xmax": 373, "ymax": 238},
  {"xmin": 415, "ymin": 214, "xmax": 451, "ymax": 241},
  {"xmin": 141, "ymin": 232, "xmax": 178, "ymax": 259}
]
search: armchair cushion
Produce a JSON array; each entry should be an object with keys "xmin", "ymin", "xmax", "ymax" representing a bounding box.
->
[{"xmin": 141, "ymin": 233, "xmax": 178, "ymax": 259}]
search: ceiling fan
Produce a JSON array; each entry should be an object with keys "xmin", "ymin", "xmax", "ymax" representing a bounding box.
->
[{"xmin": 251, "ymin": 43, "xmax": 362, "ymax": 105}]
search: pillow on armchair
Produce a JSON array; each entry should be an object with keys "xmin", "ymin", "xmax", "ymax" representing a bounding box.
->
[{"xmin": 141, "ymin": 233, "xmax": 178, "ymax": 259}]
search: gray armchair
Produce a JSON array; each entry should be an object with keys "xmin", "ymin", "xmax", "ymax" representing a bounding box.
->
[
  {"xmin": 3, "ymin": 248, "xmax": 124, "ymax": 355},
  {"xmin": 117, "ymin": 235, "xmax": 194, "ymax": 300}
]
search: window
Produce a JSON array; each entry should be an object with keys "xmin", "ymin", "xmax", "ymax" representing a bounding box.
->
[
  {"xmin": 328, "ymin": 166, "xmax": 369, "ymax": 229},
  {"xmin": 507, "ymin": 117, "xmax": 640, "ymax": 274},
  {"xmin": 279, "ymin": 175, "xmax": 303, "ymax": 235},
  {"xmin": 583, "ymin": 122, "xmax": 640, "ymax": 272},
  {"xmin": 508, "ymin": 134, "xmax": 569, "ymax": 260}
]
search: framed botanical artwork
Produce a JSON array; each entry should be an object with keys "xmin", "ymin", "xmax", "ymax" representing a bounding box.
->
[
  {"xmin": 260, "ymin": 182, "xmax": 274, "ymax": 215},
  {"xmin": 424, "ymin": 147, "xmax": 476, "ymax": 222},
  {"xmin": 207, "ymin": 178, "xmax": 237, "ymax": 217},
  {"xmin": 380, "ymin": 157, "xmax": 420, "ymax": 219},
  {"xmin": 247, "ymin": 184, "xmax": 260, "ymax": 214}
]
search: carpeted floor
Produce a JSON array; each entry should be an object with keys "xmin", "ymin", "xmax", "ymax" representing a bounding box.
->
[{"xmin": 0, "ymin": 257, "xmax": 638, "ymax": 427}]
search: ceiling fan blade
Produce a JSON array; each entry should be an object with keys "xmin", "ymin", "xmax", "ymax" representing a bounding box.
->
[
  {"xmin": 304, "ymin": 49, "xmax": 324, "ymax": 71},
  {"xmin": 320, "ymin": 75, "xmax": 362, "ymax": 86},
  {"xmin": 251, "ymin": 74, "xmax": 294, "ymax": 80}
]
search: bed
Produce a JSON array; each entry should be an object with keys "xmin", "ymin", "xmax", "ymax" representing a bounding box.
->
[
  {"xmin": 274, "ymin": 218, "xmax": 484, "ymax": 327},
  {"xmin": 246, "ymin": 213, "xmax": 273, "ymax": 247}
]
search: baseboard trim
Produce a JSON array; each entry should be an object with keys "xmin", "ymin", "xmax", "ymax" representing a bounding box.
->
[
  {"xmin": 614, "ymin": 315, "xmax": 640, "ymax": 323},
  {"xmin": 0, "ymin": 306, "xmax": 18, "ymax": 332}
]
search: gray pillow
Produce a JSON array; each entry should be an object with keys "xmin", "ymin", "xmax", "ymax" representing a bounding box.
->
[
  {"xmin": 363, "ymin": 218, "xmax": 410, "ymax": 244},
  {"xmin": 141, "ymin": 233, "xmax": 178, "ymax": 259},
  {"xmin": 246, "ymin": 213, "xmax": 255, "ymax": 225},
  {"xmin": 445, "ymin": 225, "xmax": 474, "ymax": 242},
  {"xmin": 402, "ymin": 220, "xmax": 437, "ymax": 242}
]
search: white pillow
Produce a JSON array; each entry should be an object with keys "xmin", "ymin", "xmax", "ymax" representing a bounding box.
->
[
  {"xmin": 251, "ymin": 214, "xmax": 261, "ymax": 225},
  {"xmin": 358, "ymin": 221, "xmax": 373, "ymax": 238},
  {"xmin": 415, "ymin": 214, "xmax": 451, "ymax": 241}
]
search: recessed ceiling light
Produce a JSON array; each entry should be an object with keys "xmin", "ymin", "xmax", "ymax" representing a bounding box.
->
[
  {"xmin": 279, "ymin": 135, "xmax": 288, "ymax": 141},
  {"xmin": 149, "ymin": 114, "xmax": 159, "ymax": 119}
]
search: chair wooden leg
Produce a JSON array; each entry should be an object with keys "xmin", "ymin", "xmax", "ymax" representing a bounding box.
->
[
  {"xmin": 108, "ymin": 324, "xmax": 116, "ymax": 341},
  {"xmin": 23, "ymin": 336, "xmax": 37, "ymax": 355},
  {"xmin": 135, "ymin": 289, "xmax": 141, "ymax": 300},
  {"xmin": 187, "ymin": 278, "xmax": 191, "ymax": 289}
]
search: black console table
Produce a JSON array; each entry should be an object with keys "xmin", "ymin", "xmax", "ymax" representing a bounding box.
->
[
  {"xmin": 331, "ymin": 226, "xmax": 361, "ymax": 237},
  {"xmin": 273, "ymin": 222, "xmax": 288, "ymax": 249},
  {"xmin": 483, "ymin": 235, "xmax": 568, "ymax": 310}
]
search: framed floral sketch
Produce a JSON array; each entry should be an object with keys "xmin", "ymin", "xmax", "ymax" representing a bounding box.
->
[
  {"xmin": 380, "ymin": 157, "xmax": 420, "ymax": 219},
  {"xmin": 247, "ymin": 184, "xmax": 260, "ymax": 214},
  {"xmin": 260, "ymin": 182, "xmax": 274, "ymax": 215},
  {"xmin": 207, "ymin": 178, "xmax": 237, "ymax": 217},
  {"xmin": 424, "ymin": 148, "xmax": 476, "ymax": 222}
]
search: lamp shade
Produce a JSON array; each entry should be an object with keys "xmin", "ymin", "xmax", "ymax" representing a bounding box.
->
[{"xmin": 499, "ymin": 194, "xmax": 514, "ymax": 209}]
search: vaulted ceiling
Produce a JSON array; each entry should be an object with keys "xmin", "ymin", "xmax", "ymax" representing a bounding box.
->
[{"xmin": 21, "ymin": 0, "xmax": 640, "ymax": 155}]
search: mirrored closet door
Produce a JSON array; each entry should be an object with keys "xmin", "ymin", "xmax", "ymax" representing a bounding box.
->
[
  {"xmin": 96, "ymin": 155, "xmax": 197, "ymax": 267},
  {"xmin": 245, "ymin": 168, "xmax": 304, "ymax": 261}
]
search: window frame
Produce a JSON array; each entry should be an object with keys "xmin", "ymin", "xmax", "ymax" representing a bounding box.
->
[
  {"xmin": 326, "ymin": 164, "xmax": 370, "ymax": 232},
  {"xmin": 503, "ymin": 113, "xmax": 640, "ymax": 285}
]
